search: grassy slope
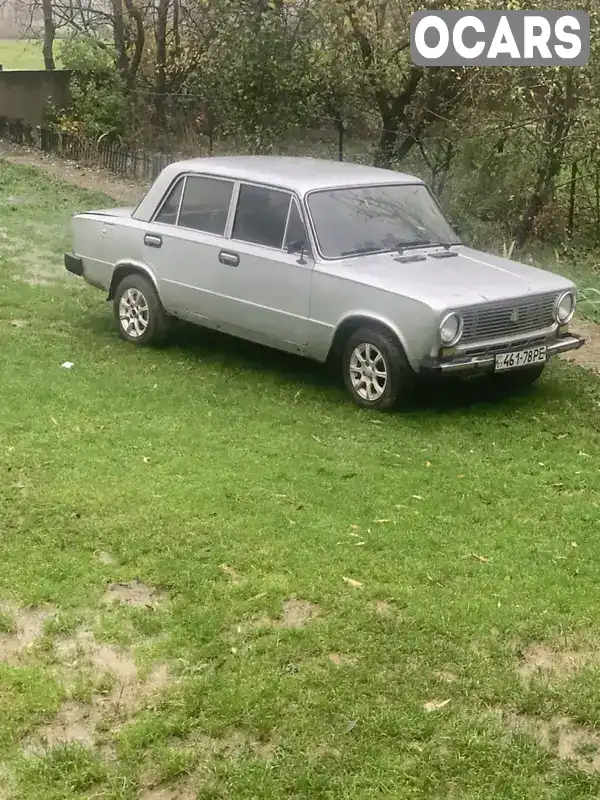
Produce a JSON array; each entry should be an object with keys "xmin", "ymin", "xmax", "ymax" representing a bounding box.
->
[
  {"xmin": 0, "ymin": 40, "xmax": 47, "ymax": 70},
  {"xmin": 1, "ymin": 161, "xmax": 600, "ymax": 798}
]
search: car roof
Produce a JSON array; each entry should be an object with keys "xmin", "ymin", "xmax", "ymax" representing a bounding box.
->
[{"xmin": 166, "ymin": 155, "xmax": 423, "ymax": 193}]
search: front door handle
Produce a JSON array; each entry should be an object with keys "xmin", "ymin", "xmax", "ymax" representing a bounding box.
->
[
  {"xmin": 144, "ymin": 233, "xmax": 162, "ymax": 248},
  {"xmin": 219, "ymin": 250, "xmax": 240, "ymax": 267}
]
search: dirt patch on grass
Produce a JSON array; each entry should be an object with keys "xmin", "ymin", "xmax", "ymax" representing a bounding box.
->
[
  {"xmin": 55, "ymin": 628, "xmax": 172, "ymax": 711},
  {"xmin": 503, "ymin": 711, "xmax": 600, "ymax": 774},
  {"xmin": 191, "ymin": 729, "xmax": 277, "ymax": 761},
  {"xmin": 328, "ymin": 653, "xmax": 356, "ymax": 667},
  {"xmin": 24, "ymin": 628, "xmax": 174, "ymax": 756},
  {"xmin": 102, "ymin": 580, "xmax": 165, "ymax": 609},
  {"xmin": 22, "ymin": 701, "xmax": 99, "ymax": 755},
  {"xmin": 139, "ymin": 783, "xmax": 197, "ymax": 800},
  {"xmin": 0, "ymin": 141, "xmax": 146, "ymax": 204},
  {"xmin": 0, "ymin": 603, "xmax": 54, "ymax": 661},
  {"xmin": 96, "ymin": 551, "xmax": 118, "ymax": 567},
  {"xmin": 372, "ymin": 600, "xmax": 393, "ymax": 615},
  {"xmin": 243, "ymin": 599, "xmax": 320, "ymax": 632},
  {"xmin": 562, "ymin": 320, "xmax": 600, "ymax": 373},
  {"xmin": 279, "ymin": 599, "xmax": 320, "ymax": 628},
  {"xmin": 517, "ymin": 644, "xmax": 600, "ymax": 680}
]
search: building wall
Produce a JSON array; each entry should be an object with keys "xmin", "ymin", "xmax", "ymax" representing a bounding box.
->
[{"xmin": 0, "ymin": 70, "xmax": 70, "ymax": 126}]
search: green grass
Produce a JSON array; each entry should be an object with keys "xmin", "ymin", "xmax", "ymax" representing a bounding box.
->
[
  {"xmin": 2, "ymin": 159, "xmax": 600, "ymax": 798},
  {"xmin": 0, "ymin": 39, "xmax": 63, "ymax": 70}
]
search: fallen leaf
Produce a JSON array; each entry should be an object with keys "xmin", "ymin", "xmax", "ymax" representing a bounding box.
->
[
  {"xmin": 345, "ymin": 720, "xmax": 357, "ymax": 732},
  {"xmin": 342, "ymin": 577, "xmax": 363, "ymax": 588},
  {"xmin": 424, "ymin": 698, "xmax": 451, "ymax": 712},
  {"xmin": 425, "ymin": 461, "xmax": 432, "ymax": 467},
  {"xmin": 457, "ymin": 473, "xmax": 464, "ymax": 479},
  {"xmin": 469, "ymin": 553, "xmax": 489, "ymax": 563},
  {"xmin": 329, "ymin": 653, "xmax": 342, "ymax": 665},
  {"xmin": 350, "ymin": 524, "xmax": 359, "ymax": 530}
]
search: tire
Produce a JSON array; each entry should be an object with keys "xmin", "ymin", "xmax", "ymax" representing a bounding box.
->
[
  {"xmin": 342, "ymin": 327, "xmax": 415, "ymax": 411},
  {"xmin": 113, "ymin": 273, "xmax": 170, "ymax": 346},
  {"xmin": 489, "ymin": 363, "xmax": 545, "ymax": 391}
]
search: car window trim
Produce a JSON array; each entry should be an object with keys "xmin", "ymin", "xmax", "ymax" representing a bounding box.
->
[
  {"xmin": 228, "ymin": 179, "xmax": 297, "ymax": 252},
  {"xmin": 152, "ymin": 174, "xmax": 186, "ymax": 225},
  {"xmin": 151, "ymin": 172, "xmax": 236, "ymax": 238},
  {"xmin": 304, "ymin": 181, "xmax": 455, "ymax": 261}
]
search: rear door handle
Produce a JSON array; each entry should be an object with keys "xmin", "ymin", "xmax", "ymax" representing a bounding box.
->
[
  {"xmin": 144, "ymin": 233, "xmax": 162, "ymax": 248},
  {"xmin": 219, "ymin": 250, "xmax": 240, "ymax": 267}
]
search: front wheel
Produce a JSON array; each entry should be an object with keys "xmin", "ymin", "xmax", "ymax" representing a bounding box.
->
[
  {"xmin": 342, "ymin": 327, "xmax": 415, "ymax": 411},
  {"xmin": 113, "ymin": 273, "xmax": 169, "ymax": 346}
]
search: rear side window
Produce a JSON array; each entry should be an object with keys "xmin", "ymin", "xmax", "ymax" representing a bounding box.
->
[
  {"xmin": 232, "ymin": 183, "xmax": 292, "ymax": 249},
  {"xmin": 177, "ymin": 176, "xmax": 234, "ymax": 235},
  {"xmin": 154, "ymin": 178, "xmax": 184, "ymax": 225}
]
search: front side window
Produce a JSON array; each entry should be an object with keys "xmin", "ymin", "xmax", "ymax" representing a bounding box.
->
[
  {"xmin": 307, "ymin": 183, "xmax": 459, "ymax": 259},
  {"xmin": 232, "ymin": 183, "xmax": 292, "ymax": 249},
  {"xmin": 177, "ymin": 175, "xmax": 234, "ymax": 235}
]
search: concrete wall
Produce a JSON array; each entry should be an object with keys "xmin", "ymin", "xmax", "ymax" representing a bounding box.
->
[{"xmin": 0, "ymin": 70, "xmax": 70, "ymax": 126}]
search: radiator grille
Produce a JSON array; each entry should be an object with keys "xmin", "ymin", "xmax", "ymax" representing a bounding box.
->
[{"xmin": 461, "ymin": 293, "xmax": 558, "ymax": 344}]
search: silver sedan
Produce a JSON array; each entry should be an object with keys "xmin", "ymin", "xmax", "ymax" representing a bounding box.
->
[{"xmin": 65, "ymin": 155, "xmax": 585, "ymax": 410}]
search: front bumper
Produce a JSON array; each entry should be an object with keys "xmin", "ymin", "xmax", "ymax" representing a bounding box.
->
[
  {"xmin": 419, "ymin": 333, "xmax": 586, "ymax": 377},
  {"xmin": 64, "ymin": 252, "xmax": 84, "ymax": 277}
]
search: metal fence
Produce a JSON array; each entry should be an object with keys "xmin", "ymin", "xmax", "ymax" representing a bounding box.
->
[{"xmin": 0, "ymin": 116, "xmax": 176, "ymax": 182}]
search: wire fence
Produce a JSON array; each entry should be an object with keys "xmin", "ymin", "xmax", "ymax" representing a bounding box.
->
[
  {"xmin": 0, "ymin": 115, "xmax": 356, "ymax": 183},
  {"xmin": 0, "ymin": 116, "xmax": 178, "ymax": 181}
]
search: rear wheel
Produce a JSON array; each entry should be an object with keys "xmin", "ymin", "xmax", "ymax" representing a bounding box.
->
[
  {"xmin": 342, "ymin": 327, "xmax": 415, "ymax": 411},
  {"xmin": 113, "ymin": 273, "xmax": 169, "ymax": 346}
]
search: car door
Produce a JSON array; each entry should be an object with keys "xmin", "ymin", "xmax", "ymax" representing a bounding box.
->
[
  {"xmin": 141, "ymin": 173, "xmax": 235, "ymax": 325},
  {"xmin": 215, "ymin": 182, "xmax": 313, "ymax": 351}
]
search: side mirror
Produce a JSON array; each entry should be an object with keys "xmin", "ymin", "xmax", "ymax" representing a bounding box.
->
[{"xmin": 288, "ymin": 239, "xmax": 309, "ymax": 264}]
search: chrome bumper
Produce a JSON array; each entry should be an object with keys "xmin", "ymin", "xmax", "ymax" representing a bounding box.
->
[{"xmin": 420, "ymin": 334, "xmax": 586, "ymax": 376}]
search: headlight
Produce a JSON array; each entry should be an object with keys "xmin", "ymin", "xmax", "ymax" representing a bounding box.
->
[
  {"xmin": 554, "ymin": 291, "xmax": 576, "ymax": 324},
  {"xmin": 439, "ymin": 311, "xmax": 463, "ymax": 346}
]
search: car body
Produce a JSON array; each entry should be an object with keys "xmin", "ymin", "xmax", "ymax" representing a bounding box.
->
[{"xmin": 65, "ymin": 155, "xmax": 585, "ymax": 409}]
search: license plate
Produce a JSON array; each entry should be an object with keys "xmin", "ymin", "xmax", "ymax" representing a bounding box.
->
[{"xmin": 495, "ymin": 346, "xmax": 547, "ymax": 371}]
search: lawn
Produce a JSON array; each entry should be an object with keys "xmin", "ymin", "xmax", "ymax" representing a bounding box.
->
[
  {"xmin": 1, "ymin": 160, "xmax": 600, "ymax": 799},
  {"xmin": 0, "ymin": 39, "xmax": 63, "ymax": 69}
]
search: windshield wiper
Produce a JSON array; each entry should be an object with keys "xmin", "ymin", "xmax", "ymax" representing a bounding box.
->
[
  {"xmin": 396, "ymin": 240, "xmax": 458, "ymax": 254},
  {"xmin": 341, "ymin": 246, "xmax": 388, "ymax": 257}
]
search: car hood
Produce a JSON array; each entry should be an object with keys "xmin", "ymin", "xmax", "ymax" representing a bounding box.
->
[{"xmin": 324, "ymin": 245, "xmax": 574, "ymax": 309}]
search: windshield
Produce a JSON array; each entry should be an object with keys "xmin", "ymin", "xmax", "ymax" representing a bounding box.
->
[{"xmin": 306, "ymin": 183, "xmax": 460, "ymax": 259}]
